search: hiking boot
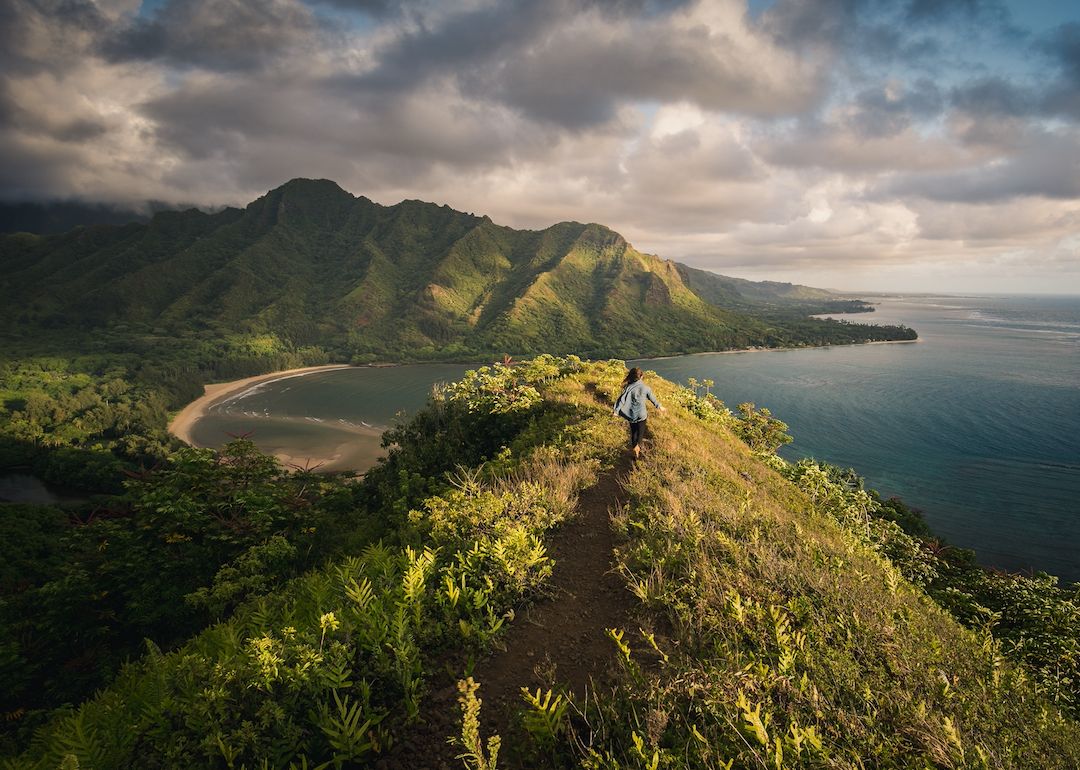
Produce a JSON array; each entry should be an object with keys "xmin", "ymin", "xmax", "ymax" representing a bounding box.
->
[{"xmin": 633, "ymin": 445, "xmax": 640, "ymax": 459}]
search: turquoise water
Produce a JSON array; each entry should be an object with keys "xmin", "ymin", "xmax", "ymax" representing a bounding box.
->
[
  {"xmin": 188, "ymin": 295, "xmax": 1080, "ymax": 583},
  {"xmin": 641, "ymin": 295, "xmax": 1080, "ymax": 584}
]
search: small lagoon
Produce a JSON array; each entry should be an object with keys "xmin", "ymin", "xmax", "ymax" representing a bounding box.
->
[
  {"xmin": 0, "ymin": 469, "xmax": 89, "ymax": 505},
  {"xmin": 189, "ymin": 364, "xmax": 471, "ymax": 472}
]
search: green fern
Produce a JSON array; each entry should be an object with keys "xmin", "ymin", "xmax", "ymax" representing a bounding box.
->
[
  {"xmin": 313, "ymin": 689, "xmax": 383, "ymax": 765},
  {"xmin": 53, "ymin": 708, "xmax": 108, "ymax": 770},
  {"xmin": 519, "ymin": 687, "xmax": 569, "ymax": 750}
]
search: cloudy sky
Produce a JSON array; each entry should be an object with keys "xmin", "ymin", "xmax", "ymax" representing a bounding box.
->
[{"xmin": 3, "ymin": 0, "xmax": 1079, "ymax": 292}]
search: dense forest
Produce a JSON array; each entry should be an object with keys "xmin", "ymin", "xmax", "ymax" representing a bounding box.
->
[{"xmin": 2, "ymin": 358, "xmax": 1080, "ymax": 769}]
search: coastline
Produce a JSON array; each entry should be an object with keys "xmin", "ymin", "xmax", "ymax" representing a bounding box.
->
[
  {"xmin": 171, "ymin": 339, "xmax": 922, "ymax": 444},
  {"xmin": 168, "ymin": 365, "xmax": 353, "ymax": 446},
  {"xmin": 168, "ymin": 339, "xmax": 919, "ymax": 468},
  {"xmin": 634, "ymin": 338, "xmax": 918, "ymax": 363}
]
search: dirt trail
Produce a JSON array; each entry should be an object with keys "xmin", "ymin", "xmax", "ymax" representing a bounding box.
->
[
  {"xmin": 470, "ymin": 450, "xmax": 639, "ymax": 723},
  {"xmin": 374, "ymin": 436, "xmax": 651, "ymax": 769}
]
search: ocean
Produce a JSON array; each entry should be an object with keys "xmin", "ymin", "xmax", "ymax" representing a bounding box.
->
[{"xmin": 187, "ymin": 295, "xmax": 1080, "ymax": 584}]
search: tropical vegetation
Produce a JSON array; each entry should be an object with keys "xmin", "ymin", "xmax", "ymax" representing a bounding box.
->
[
  {"xmin": 2, "ymin": 358, "xmax": 1079, "ymax": 769},
  {"xmin": 9, "ymin": 185, "xmax": 1070, "ymax": 768}
]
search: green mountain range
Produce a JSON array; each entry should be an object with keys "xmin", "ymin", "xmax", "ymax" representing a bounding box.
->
[{"xmin": 0, "ymin": 178, "xmax": 913, "ymax": 364}]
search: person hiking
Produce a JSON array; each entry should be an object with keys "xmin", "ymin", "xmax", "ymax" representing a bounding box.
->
[{"xmin": 613, "ymin": 366, "xmax": 664, "ymax": 458}]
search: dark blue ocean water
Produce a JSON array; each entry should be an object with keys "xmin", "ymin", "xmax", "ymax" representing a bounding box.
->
[
  {"xmin": 641, "ymin": 295, "xmax": 1080, "ymax": 584},
  {"xmin": 189, "ymin": 295, "xmax": 1080, "ymax": 583}
]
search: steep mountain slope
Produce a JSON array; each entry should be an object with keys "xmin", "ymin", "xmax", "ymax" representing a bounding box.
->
[{"xmin": 0, "ymin": 178, "xmax": 914, "ymax": 362}]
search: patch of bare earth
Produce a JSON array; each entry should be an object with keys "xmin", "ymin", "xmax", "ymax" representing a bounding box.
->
[{"xmin": 374, "ymin": 440, "xmax": 657, "ymax": 770}]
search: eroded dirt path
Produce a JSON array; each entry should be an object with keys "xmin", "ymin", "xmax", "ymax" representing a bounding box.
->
[
  {"xmin": 470, "ymin": 451, "xmax": 638, "ymax": 724},
  {"xmin": 374, "ymin": 445, "xmax": 648, "ymax": 770}
]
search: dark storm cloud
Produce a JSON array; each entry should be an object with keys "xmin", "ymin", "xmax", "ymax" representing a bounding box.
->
[
  {"xmin": 356, "ymin": 0, "xmax": 552, "ymax": 92},
  {"xmin": 759, "ymin": 0, "xmax": 863, "ymax": 51},
  {"xmin": 137, "ymin": 69, "xmax": 535, "ymax": 173},
  {"xmin": 902, "ymin": 0, "xmax": 1010, "ymax": 27},
  {"xmin": 307, "ymin": 0, "xmax": 390, "ymax": 15},
  {"xmin": 0, "ymin": 0, "xmax": 29, "ymax": 70},
  {"xmin": 351, "ymin": 0, "xmax": 818, "ymax": 129},
  {"xmin": 23, "ymin": 0, "xmax": 111, "ymax": 34},
  {"xmin": 1044, "ymin": 21, "xmax": 1080, "ymax": 81},
  {"xmin": 0, "ymin": 78, "xmax": 17, "ymax": 129},
  {"xmin": 764, "ymin": 0, "xmax": 1019, "ymax": 70},
  {"xmin": 355, "ymin": 0, "xmax": 698, "ymax": 92},
  {"xmin": 102, "ymin": 0, "xmax": 317, "ymax": 72},
  {"xmin": 489, "ymin": 24, "xmax": 819, "ymax": 127},
  {"xmin": 0, "ymin": 0, "xmax": 110, "ymax": 76},
  {"xmin": 951, "ymin": 77, "xmax": 1036, "ymax": 118},
  {"xmin": 760, "ymin": 0, "xmax": 1009, "ymax": 55}
]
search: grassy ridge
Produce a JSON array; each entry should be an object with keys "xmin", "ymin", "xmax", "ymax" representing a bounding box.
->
[
  {"xmin": 4, "ymin": 359, "xmax": 1079, "ymax": 768},
  {"xmin": 600, "ymin": 378, "xmax": 1080, "ymax": 767}
]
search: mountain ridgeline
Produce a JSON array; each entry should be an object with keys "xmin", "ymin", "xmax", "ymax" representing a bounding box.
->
[{"xmin": 0, "ymin": 178, "xmax": 914, "ymax": 365}]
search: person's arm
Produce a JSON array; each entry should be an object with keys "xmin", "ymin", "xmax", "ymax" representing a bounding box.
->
[{"xmin": 647, "ymin": 386, "xmax": 665, "ymax": 413}]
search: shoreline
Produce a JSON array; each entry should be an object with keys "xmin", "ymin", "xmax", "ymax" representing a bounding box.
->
[
  {"xmin": 171, "ymin": 339, "xmax": 922, "ymax": 444},
  {"xmin": 169, "ymin": 338, "xmax": 919, "ymax": 463},
  {"xmin": 634, "ymin": 337, "xmax": 918, "ymax": 363},
  {"xmin": 168, "ymin": 365, "xmax": 353, "ymax": 446}
]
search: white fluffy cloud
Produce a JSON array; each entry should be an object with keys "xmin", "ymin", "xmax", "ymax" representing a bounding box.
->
[{"xmin": 1, "ymin": 0, "xmax": 1078, "ymax": 292}]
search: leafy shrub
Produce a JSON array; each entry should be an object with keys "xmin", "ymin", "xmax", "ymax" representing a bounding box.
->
[
  {"xmin": 0, "ymin": 439, "xmax": 358, "ymax": 728},
  {"xmin": 733, "ymin": 401, "xmax": 793, "ymax": 453}
]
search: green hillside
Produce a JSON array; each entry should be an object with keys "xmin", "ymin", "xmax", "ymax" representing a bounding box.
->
[
  {"xmin": 676, "ymin": 263, "xmax": 872, "ymax": 316},
  {"xmin": 0, "ymin": 178, "xmax": 914, "ymax": 366},
  {"xmin": 3, "ymin": 359, "xmax": 1079, "ymax": 768}
]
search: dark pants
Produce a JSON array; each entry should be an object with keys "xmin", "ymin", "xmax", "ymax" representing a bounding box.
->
[{"xmin": 629, "ymin": 419, "xmax": 646, "ymax": 449}]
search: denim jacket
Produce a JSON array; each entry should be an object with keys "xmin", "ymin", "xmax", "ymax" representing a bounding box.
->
[{"xmin": 613, "ymin": 381, "xmax": 661, "ymax": 423}]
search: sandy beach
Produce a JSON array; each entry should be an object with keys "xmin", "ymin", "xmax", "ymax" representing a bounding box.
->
[
  {"xmin": 168, "ymin": 364, "xmax": 353, "ymax": 446},
  {"xmin": 167, "ymin": 364, "xmax": 397, "ymax": 472}
]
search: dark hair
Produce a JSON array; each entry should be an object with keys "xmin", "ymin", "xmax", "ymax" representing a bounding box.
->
[{"xmin": 622, "ymin": 366, "xmax": 643, "ymax": 387}]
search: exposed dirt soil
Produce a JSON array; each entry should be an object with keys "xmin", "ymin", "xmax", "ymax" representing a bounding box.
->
[{"xmin": 374, "ymin": 427, "xmax": 658, "ymax": 770}]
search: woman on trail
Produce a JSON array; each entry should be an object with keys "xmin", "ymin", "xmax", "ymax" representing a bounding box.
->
[{"xmin": 613, "ymin": 366, "xmax": 664, "ymax": 458}]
